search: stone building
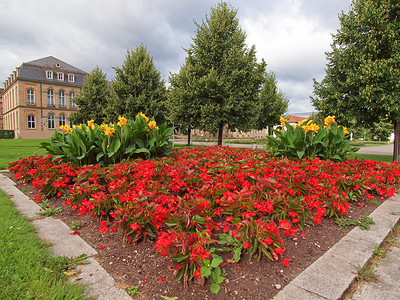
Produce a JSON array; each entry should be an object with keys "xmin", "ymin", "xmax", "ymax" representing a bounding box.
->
[{"xmin": 2, "ymin": 56, "xmax": 87, "ymax": 139}]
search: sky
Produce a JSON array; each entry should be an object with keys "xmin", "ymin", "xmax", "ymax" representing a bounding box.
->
[{"xmin": 1, "ymin": 0, "xmax": 354, "ymax": 116}]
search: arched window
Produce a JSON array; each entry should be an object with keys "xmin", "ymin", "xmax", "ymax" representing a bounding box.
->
[
  {"xmin": 59, "ymin": 114, "xmax": 66, "ymax": 127},
  {"xmin": 27, "ymin": 115, "xmax": 36, "ymax": 129},
  {"xmin": 69, "ymin": 91, "xmax": 76, "ymax": 108},
  {"xmin": 26, "ymin": 88, "xmax": 35, "ymax": 105},
  {"xmin": 59, "ymin": 90, "xmax": 65, "ymax": 107},
  {"xmin": 47, "ymin": 89, "xmax": 54, "ymax": 106},
  {"xmin": 48, "ymin": 113, "xmax": 55, "ymax": 129}
]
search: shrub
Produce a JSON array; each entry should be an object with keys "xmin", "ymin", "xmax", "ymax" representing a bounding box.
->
[
  {"xmin": 40, "ymin": 113, "xmax": 174, "ymax": 166},
  {"xmin": 0, "ymin": 130, "xmax": 15, "ymax": 139},
  {"xmin": 267, "ymin": 116, "xmax": 359, "ymax": 161}
]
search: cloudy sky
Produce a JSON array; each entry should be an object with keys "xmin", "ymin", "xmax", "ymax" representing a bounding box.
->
[{"xmin": 1, "ymin": 0, "xmax": 353, "ymax": 115}]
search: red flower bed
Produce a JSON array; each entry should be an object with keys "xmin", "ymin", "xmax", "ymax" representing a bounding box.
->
[{"xmin": 9, "ymin": 146, "xmax": 400, "ymax": 285}]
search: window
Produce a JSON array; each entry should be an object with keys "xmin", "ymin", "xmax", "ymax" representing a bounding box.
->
[
  {"xmin": 57, "ymin": 72, "xmax": 64, "ymax": 81},
  {"xmin": 59, "ymin": 90, "xmax": 65, "ymax": 107},
  {"xmin": 26, "ymin": 88, "xmax": 35, "ymax": 105},
  {"xmin": 48, "ymin": 113, "xmax": 55, "ymax": 129},
  {"xmin": 68, "ymin": 74, "xmax": 75, "ymax": 82},
  {"xmin": 69, "ymin": 92, "xmax": 76, "ymax": 107},
  {"xmin": 27, "ymin": 115, "xmax": 36, "ymax": 129},
  {"xmin": 59, "ymin": 114, "xmax": 66, "ymax": 127},
  {"xmin": 47, "ymin": 89, "xmax": 54, "ymax": 106},
  {"xmin": 46, "ymin": 70, "xmax": 53, "ymax": 79}
]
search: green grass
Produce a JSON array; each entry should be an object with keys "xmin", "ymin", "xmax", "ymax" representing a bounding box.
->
[
  {"xmin": 0, "ymin": 139, "xmax": 48, "ymax": 170},
  {"xmin": 348, "ymin": 153, "xmax": 393, "ymax": 163},
  {"xmin": 0, "ymin": 190, "xmax": 89, "ymax": 299}
]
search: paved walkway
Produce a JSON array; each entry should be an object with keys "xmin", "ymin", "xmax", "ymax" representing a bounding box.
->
[
  {"xmin": 1, "ymin": 170, "xmax": 399, "ymax": 299},
  {"xmin": 356, "ymin": 144, "xmax": 393, "ymax": 156}
]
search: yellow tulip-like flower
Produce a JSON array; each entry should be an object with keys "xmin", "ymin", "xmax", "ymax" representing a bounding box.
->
[
  {"xmin": 104, "ymin": 126, "xmax": 116, "ymax": 137},
  {"xmin": 87, "ymin": 119, "xmax": 95, "ymax": 129},
  {"xmin": 148, "ymin": 120, "xmax": 157, "ymax": 129},
  {"xmin": 117, "ymin": 116, "xmax": 127, "ymax": 127},
  {"xmin": 343, "ymin": 126, "xmax": 349, "ymax": 135},
  {"xmin": 298, "ymin": 118, "xmax": 308, "ymax": 126},
  {"xmin": 59, "ymin": 124, "xmax": 72, "ymax": 133},
  {"xmin": 100, "ymin": 123, "xmax": 108, "ymax": 131},
  {"xmin": 136, "ymin": 112, "xmax": 149, "ymax": 123},
  {"xmin": 280, "ymin": 116, "xmax": 288, "ymax": 128},
  {"xmin": 324, "ymin": 116, "xmax": 336, "ymax": 128},
  {"xmin": 302, "ymin": 121, "xmax": 319, "ymax": 133}
]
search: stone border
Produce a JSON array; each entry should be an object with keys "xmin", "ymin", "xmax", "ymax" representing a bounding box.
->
[
  {"xmin": 0, "ymin": 174, "xmax": 131, "ymax": 300},
  {"xmin": 273, "ymin": 194, "xmax": 400, "ymax": 300}
]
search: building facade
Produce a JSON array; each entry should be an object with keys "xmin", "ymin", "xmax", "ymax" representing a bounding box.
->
[
  {"xmin": 2, "ymin": 56, "xmax": 87, "ymax": 139},
  {"xmin": 0, "ymin": 88, "xmax": 3, "ymax": 129}
]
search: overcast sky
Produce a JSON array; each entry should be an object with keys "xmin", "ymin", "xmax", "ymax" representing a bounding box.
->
[{"xmin": 1, "ymin": 0, "xmax": 353, "ymax": 115}]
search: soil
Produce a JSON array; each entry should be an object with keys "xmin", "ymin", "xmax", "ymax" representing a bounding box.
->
[{"xmin": 6, "ymin": 172, "xmax": 384, "ymax": 300}]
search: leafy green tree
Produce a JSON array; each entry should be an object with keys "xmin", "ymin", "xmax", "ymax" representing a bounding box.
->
[
  {"xmin": 370, "ymin": 121, "xmax": 393, "ymax": 141},
  {"xmin": 311, "ymin": 0, "xmax": 400, "ymax": 160},
  {"xmin": 167, "ymin": 63, "xmax": 201, "ymax": 145},
  {"xmin": 169, "ymin": 2, "xmax": 266, "ymax": 146},
  {"xmin": 251, "ymin": 72, "xmax": 288, "ymax": 131},
  {"xmin": 107, "ymin": 45, "xmax": 167, "ymax": 123},
  {"xmin": 69, "ymin": 67, "xmax": 111, "ymax": 124}
]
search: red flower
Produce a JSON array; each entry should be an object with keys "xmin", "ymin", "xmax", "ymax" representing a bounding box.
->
[
  {"xmin": 158, "ymin": 277, "xmax": 166, "ymax": 283},
  {"xmin": 282, "ymin": 258, "xmax": 292, "ymax": 267},
  {"xmin": 194, "ymin": 269, "xmax": 202, "ymax": 278},
  {"xmin": 243, "ymin": 242, "xmax": 251, "ymax": 249},
  {"xmin": 99, "ymin": 245, "xmax": 104, "ymax": 250},
  {"xmin": 34, "ymin": 195, "xmax": 41, "ymax": 202},
  {"xmin": 71, "ymin": 231, "xmax": 80, "ymax": 235}
]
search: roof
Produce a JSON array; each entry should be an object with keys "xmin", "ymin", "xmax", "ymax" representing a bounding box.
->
[
  {"xmin": 287, "ymin": 115, "xmax": 306, "ymax": 124},
  {"xmin": 23, "ymin": 56, "xmax": 87, "ymax": 74}
]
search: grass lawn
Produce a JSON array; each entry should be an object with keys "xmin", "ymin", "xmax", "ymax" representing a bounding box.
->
[
  {"xmin": 349, "ymin": 153, "xmax": 393, "ymax": 163},
  {"xmin": 0, "ymin": 139, "xmax": 48, "ymax": 170},
  {"xmin": 0, "ymin": 189, "xmax": 89, "ymax": 299}
]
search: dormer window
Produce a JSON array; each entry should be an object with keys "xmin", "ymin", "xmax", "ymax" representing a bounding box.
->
[
  {"xmin": 57, "ymin": 72, "xmax": 64, "ymax": 81},
  {"xmin": 68, "ymin": 74, "xmax": 75, "ymax": 82},
  {"xmin": 46, "ymin": 70, "xmax": 53, "ymax": 79}
]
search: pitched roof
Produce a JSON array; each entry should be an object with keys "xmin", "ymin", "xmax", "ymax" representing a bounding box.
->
[
  {"xmin": 23, "ymin": 56, "xmax": 87, "ymax": 74},
  {"xmin": 287, "ymin": 115, "xmax": 306, "ymax": 124}
]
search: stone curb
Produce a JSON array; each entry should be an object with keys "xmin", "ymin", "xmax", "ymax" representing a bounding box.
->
[
  {"xmin": 0, "ymin": 174, "xmax": 131, "ymax": 300},
  {"xmin": 273, "ymin": 194, "xmax": 400, "ymax": 300}
]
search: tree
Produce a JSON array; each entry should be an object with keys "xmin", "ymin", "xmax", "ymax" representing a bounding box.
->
[
  {"xmin": 370, "ymin": 120, "xmax": 393, "ymax": 141},
  {"xmin": 107, "ymin": 45, "xmax": 167, "ymax": 124},
  {"xmin": 167, "ymin": 63, "xmax": 202, "ymax": 145},
  {"xmin": 311, "ymin": 0, "xmax": 400, "ymax": 160},
  {"xmin": 251, "ymin": 72, "xmax": 288, "ymax": 131},
  {"xmin": 69, "ymin": 67, "xmax": 111, "ymax": 124},
  {"xmin": 169, "ymin": 2, "xmax": 266, "ymax": 146}
]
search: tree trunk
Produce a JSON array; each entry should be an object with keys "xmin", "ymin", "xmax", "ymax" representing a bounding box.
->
[
  {"xmin": 187, "ymin": 127, "xmax": 191, "ymax": 146},
  {"xmin": 393, "ymin": 121, "xmax": 400, "ymax": 162},
  {"xmin": 217, "ymin": 122, "xmax": 224, "ymax": 146}
]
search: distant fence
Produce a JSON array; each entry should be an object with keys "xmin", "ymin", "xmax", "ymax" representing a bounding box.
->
[{"xmin": 0, "ymin": 130, "xmax": 15, "ymax": 139}]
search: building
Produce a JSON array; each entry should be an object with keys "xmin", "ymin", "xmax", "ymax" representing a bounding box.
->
[
  {"xmin": 0, "ymin": 88, "xmax": 4, "ymax": 129},
  {"xmin": 2, "ymin": 56, "xmax": 87, "ymax": 139}
]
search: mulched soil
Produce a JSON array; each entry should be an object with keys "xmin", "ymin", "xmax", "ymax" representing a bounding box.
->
[{"xmin": 6, "ymin": 172, "xmax": 384, "ymax": 300}]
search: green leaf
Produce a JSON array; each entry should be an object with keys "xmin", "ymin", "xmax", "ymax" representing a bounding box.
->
[
  {"xmin": 200, "ymin": 266, "xmax": 211, "ymax": 277},
  {"xmin": 211, "ymin": 257, "xmax": 223, "ymax": 268},
  {"xmin": 210, "ymin": 283, "xmax": 221, "ymax": 294}
]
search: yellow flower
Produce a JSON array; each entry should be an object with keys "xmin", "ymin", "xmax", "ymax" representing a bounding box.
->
[
  {"xmin": 87, "ymin": 119, "xmax": 95, "ymax": 129},
  {"xmin": 104, "ymin": 126, "xmax": 115, "ymax": 137},
  {"xmin": 343, "ymin": 126, "xmax": 349, "ymax": 135},
  {"xmin": 280, "ymin": 116, "xmax": 288, "ymax": 128},
  {"xmin": 298, "ymin": 118, "xmax": 308, "ymax": 126},
  {"xmin": 148, "ymin": 120, "xmax": 157, "ymax": 129},
  {"xmin": 136, "ymin": 112, "xmax": 149, "ymax": 123},
  {"xmin": 59, "ymin": 124, "xmax": 72, "ymax": 133},
  {"xmin": 100, "ymin": 123, "xmax": 108, "ymax": 131},
  {"xmin": 324, "ymin": 115, "xmax": 336, "ymax": 128},
  {"xmin": 117, "ymin": 116, "xmax": 127, "ymax": 127}
]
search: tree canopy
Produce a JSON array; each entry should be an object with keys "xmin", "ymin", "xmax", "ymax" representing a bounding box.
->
[
  {"xmin": 311, "ymin": 0, "xmax": 400, "ymax": 160},
  {"xmin": 168, "ymin": 2, "xmax": 267, "ymax": 145},
  {"xmin": 107, "ymin": 45, "xmax": 167, "ymax": 124},
  {"xmin": 251, "ymin": 72, "xmax": 288, "ymax": 131},
  {"xmin": 69, "ymin": 67, "xmax": 111, "ymax": 124}
]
